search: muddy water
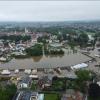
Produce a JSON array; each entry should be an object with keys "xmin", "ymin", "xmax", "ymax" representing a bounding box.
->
[{"xmin": 0, "ymin": 50, "xmax": 91, "ymax": 69}]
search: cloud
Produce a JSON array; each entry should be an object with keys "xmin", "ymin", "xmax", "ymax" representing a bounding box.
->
[{"xmin": 0, "ymin": 1, "xmax": 100, "ymax": 21}]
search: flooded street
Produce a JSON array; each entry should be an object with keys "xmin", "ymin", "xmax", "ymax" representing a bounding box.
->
[{"xmin": 0, "ymin": 50, "xmax": 91, "ymax": 70}]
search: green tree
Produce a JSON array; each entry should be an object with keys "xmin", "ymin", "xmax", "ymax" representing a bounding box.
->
[
  {"xmin": 78, "ymin": 33, "xmax": 89, "ymax": 47},
  {"xmin": 26, "ymin": 44, "xmax": 43, "ymax": 56},
  {"xmin": 75, "ymin": 70, "xmax": 92, "ymax": 81},
  {"xmin": 74, "ymin": 70, "xmax": 92, "ymax": 93},
  {"xmin": 0, "ymin": 84, "xmax": 17, "ymax": 100}
]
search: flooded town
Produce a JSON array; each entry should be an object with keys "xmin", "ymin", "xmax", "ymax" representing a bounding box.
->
[{"xmin": 0, "ymin": 1, "xmax": 100, "ymax": 100}]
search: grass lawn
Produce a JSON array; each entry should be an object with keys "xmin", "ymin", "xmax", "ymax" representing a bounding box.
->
[
  {"xmin": 44, "ymin": 93, "xmax": 60, "ymax": 100},
  {"xmin": 31, "ymin": 81, "xmax": 37, "ymax": 90}
]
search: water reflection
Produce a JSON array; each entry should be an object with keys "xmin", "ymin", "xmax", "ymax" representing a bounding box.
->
[
  {"xmin": 32, "ymin": 56, "xmax": 43, "ymax": 62},
  {"xmin": 32, "ymin": 54, "xmax": 64, "ymax": 62},
  {"xmin": 48, "ymin": 54, "xmax": 64, "ymax": 58}
]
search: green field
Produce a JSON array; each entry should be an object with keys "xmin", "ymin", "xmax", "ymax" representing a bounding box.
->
[{"xmin": 44, "ymin": 93, "xmax": 60, "ymax": 100}]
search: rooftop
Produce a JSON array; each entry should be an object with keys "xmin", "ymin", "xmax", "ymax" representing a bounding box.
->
[
  {"xmin": 13, "ymin": 91, "xmax": 44, "ymax": 100},
  {"xmin": 19, "ymin": 76, "xmax": 32, "ymax": 84}
]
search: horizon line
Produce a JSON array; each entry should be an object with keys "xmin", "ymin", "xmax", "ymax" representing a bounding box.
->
[{"xmin": 0, "ymin": 20, "xmax": 100, "ymax": 23}]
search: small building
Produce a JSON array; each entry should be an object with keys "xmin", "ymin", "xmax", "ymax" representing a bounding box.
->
[
  {"xmin": 97, "ymin": 81, "xmax": 100, "ymax": 86},
  {"xmin": 54, "ymin": 67, "xmax": 62, "ymax": 74},
  {"xmin": 31, "ymin": 39, "xmax": 37, "ymax": 44},
  {"xmin": 13, "ymin": 90, "xmax": 44, "ymax": 100},
  {"xmin": 0, "ymin": 57, "xmax": 7, "ymax": 62},
  {"xmin": 49, "ymin": 42, "xmax": 62, "ymax": 49},
  {"xmin": 17, "ymin": 76, "xmax": 32, "ymax": 89},
  {"xmin": 61, "ymin": 89, "xmax": 83, "ymax": 100},
  {"xmin": 71, "ymin": 63, "xmax": 88, "ymax": 70},
  {"xmin": 31, "ymin": 69, "xmax": 37, "ymax": 74},
  {"xmin": 24, "ymin": 69, "xmax": 31, "ymax": 74},
  {"xmin": 12, "ymin": 51, "xmax": 26, "ymax": 56},
  {"xmin": 29, "ymin": 74, "xmax": 38, "ymax": 79},
  {"xmin": 38, "ymin": 75, "xmax": 53, "ymax": 89},
  {"xmin": 1, "ymin": 70, "xmax": 11, "ymax": 75},
  {"xmin": 57, "ymin": 73, "xmax": 77, "ymax": 80},
  {"xmin": 14, "ymin": 69, "xmax": 19, "ymax": 74}
]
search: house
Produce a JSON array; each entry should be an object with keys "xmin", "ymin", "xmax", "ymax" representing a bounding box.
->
[
  {"xmin": 31, "ymin": 39, "xmax": 37, "ymax": 44},
  {"xmin": 57, "ymin": 73, "xmax": 77, "ymax": 80},
  {"xmin": 13, "ymin": 90, "xmax": 44, "ymax": 100},
  {"xmin": 1, "ymin": 70, "xmax": 11, "ymax": 75},
  {"xmin": 14, "ymin": 69, "xmax": 19, "ymax": 74},
  {"xmin": 61, "ymin": 89, "xmax": 83, "ymax": 100},
  {"xmin": 29, "ymin": 74, "xmax": 38, "ymax": 80},
  {"xmin": 54, "ymin": 67, "xmax": 62, "ymax": 74},
  {"xmin": 24, "ymin": 69, "xmax": 31, "ymax": 74},
  {"xmin": 31, "ymin": 69, "xmax": 37, "ymax": 74},
  {"xmin": 38, "ymin": 75, "xmax": 53, "ymax": 89},
  {"xmin": 17, "ymin": 76, "xmax": 32, "ymax": 89},
  {"xmin": 49, "ymin": 42, "xmax": 62, "ymax": 48},
  {"xmin": 61, "ymin": 89, "xmax": 75, "ymax": 100}
]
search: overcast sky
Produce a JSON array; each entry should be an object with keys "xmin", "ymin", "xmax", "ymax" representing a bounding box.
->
[{"xmin": 0, "ymin": 1, "xmax": 100, "ymax": 22}]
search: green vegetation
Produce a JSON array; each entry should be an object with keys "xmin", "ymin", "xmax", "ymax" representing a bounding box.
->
[
  {"xmin": 44, "ymin": 93, "xmax": 61, "ymax": 100},
  {"xmin": 75, "ymin": 70, "xmax": 92, "ymax": 81},
  {"xmin": 31, "ymin": 81, "xmax": 37, "ymax": 91},
  {"xmin": 0, "ymin": 77, "xmax": 11, "ymax": 81},
  {"xmin": 37, "ymin": 35, "xmax": 49, "ymax": 44},
  {"xmin": 26, "ymin": 44, "xmax": 43, "ymax": 56},
  {"xmin": 0, "ymin": 84, "xmax": 17, "ymax": 100},
  {"xmin": 49, "ymin": 49, "xmax": 64, "ymax": 55},
  {"xmin": 44, "ymin": 44, "xmax": 64, "ymax": 55},
  {"xmin": 0, "ymin": 35, "xmax": 31, "ymax": 42},
  {"xmin": 42, "ymin": 77, "xmax": 66, "ymax": 91},
  {"xmin": 66, "ymin": 70, "xmax": 92, "ymax": 93},
  {"xmin": 26, "ymin": 43, "xmax": 64, "ymax": 56},
  {"xmin": 44, "ymin": 45, "xmax": 49, "ymax": 55},
  {"xmin": 75, "ymin": 70, "xmax": 92, "ymax": 93},
  {"xmin": 11, "ymin": 54, "xmax": 29, "ymax": 59},
  {"xmin": 68, "ymin": 42, "xmax": 77, "ymax": 51},
  {"xmin": 78, "ymin": 33, "xmax": 89, "ymax": 47},
  {"xmin": 51, "ymin": 77, "xmax": 66, "ymax": 91},
  {"xmin": 57, "ymin": 34, "xmax": 63, "ymax": 42}
]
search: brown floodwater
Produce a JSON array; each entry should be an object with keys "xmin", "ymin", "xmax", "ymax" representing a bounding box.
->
[{"xmin": 0, "ymin": 50, "xmax": 91, "ymax": 70}]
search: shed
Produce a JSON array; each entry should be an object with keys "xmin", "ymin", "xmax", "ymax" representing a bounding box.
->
[
  {"xmin": 1, "ymin": 70, "xmax": 11, "ymax": 75},
  {"xmin": 71, "ymin": 63, "xmax": 88, "ymax": 70},
  {"xmin": 24, "ymin": 69, "xmax": 31, "ymax": 74}
]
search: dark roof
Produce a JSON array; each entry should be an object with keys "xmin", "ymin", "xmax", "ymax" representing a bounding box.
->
[
  {"xmin": 19, "ymin": 77, "xmax": 32, "ymax": 84},
  {"xmin": 13, "ymin": 91, "xmax": 38, "ymax": 100},
  {"xmin": 39, "ymin": 75, "xmax": 53, "ymax": 84},
  {"xmin": 12, "ymin": 92, "xmax": 19, "ymax": 100}
]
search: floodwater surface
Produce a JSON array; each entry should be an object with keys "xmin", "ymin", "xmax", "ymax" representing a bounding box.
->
[{"xmin": 0, "ymin": 51, "xmax": 91, "ymax": 69}]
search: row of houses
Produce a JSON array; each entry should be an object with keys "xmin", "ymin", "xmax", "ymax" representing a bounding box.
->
[{"xmin": 0, "ymin": 62, "xmax": 89, "ymax": 76}]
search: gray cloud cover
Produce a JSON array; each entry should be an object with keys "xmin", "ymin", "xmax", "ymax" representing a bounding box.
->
[{"xmin": 0, "ymin": 1, "xmax": 100, "ymax": 21}]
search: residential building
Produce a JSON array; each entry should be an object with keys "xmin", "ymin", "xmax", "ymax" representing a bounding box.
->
[
  {"xmin": 13, "ymin": 91, "xmax": 44, "ymax": 100},
  {"xmin": 17, "ymin": 76, "xmax": 32, "ymax": 89}
]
